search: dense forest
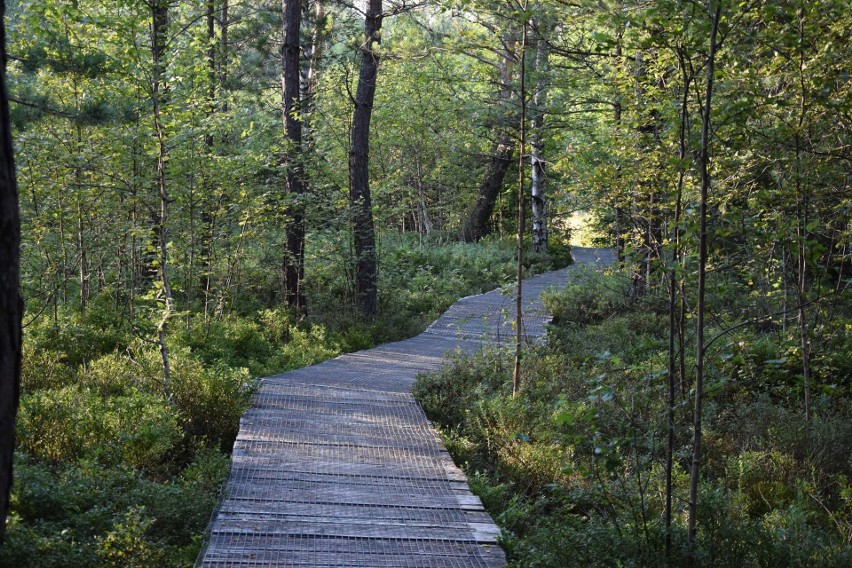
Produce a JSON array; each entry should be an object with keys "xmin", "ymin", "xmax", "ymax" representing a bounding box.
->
[{"xmin": 0, "ymin": 0, "xmax": 849, "ymax": 566}]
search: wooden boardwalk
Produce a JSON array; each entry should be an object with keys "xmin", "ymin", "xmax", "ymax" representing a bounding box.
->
[{"xmin": 198, "ymin": 247, "xmax": 615, "ymax": 568}]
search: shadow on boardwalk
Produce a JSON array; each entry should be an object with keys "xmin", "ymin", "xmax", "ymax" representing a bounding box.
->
[{"xmin": 197, "ymin": 247, "xmax": 615, "ymax": 568}]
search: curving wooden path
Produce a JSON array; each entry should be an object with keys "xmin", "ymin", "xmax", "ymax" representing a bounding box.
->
[{"xmin": 198, "ymin": 247, "xmax": 615, "ymax": 568}]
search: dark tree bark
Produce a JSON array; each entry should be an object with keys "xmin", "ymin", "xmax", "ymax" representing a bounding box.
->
[
  {"xmin": 200, "ymin": 0, "xmax": 228, "ymax": 320},
  {"xmin": 794, "ymin": 4, "xmax": 811, "ymax": 431},
  {"xmin": 349, "ymin": 0, "xmax": 383, "ymax": 318},
  {"xmin": 151, "ymin": 0, "xmax": 174, "ymax": 395},
  {"xmin": 688, "ymin": 0, "xmax": 721, "ymax": 556},
  {"xmin": 460, "ymin": 137, "xmax": 514, "ymax": 243},
  {"xmin": 630, "ymin": 50, "xmax": 664, "ymax": 296},
  {"xmin": 300, "ymin": 0, "xmax": 326, "ymax": 144},
  {"xmin": 666, "ymin": 47, "xmax": 693, "ymax": 560},
  {"xmin": 0, "ymin": 0, "xmax": 23, "ymax": 543},
  {"xmin": 282, "ymin": 0, "xmax": 306, "ymax": 311},
  {"xmin": 199, "ymin": 0, "xmax": 217, "ymax": 313},
  {"xmin": 461, "ymin": 51, "xmax": 516, "ymax": 243},
  {"xmin": 218, "ymin": 0, "xmax": 228, "ymax": 110},
  {"xmin": 512, "ymin": 18, "xmax": 528, "ymax": 397},
  {"xmin": 613, "ymin": 6, "xmax": 626, "ymax": 262}
]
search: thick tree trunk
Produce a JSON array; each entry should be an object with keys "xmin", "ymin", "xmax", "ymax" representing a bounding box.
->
[
  {"xmin": 0, "ymin": 0, "xmax": 22, "ymax": 542},
  {"xmin": 688, "ymin": 0, "xmax": 721, "ymax": 556},
  {"xmin": 461, "ymin": 50, "xmax": 516, "ymax": 243},
  {"xmin": 349, "ymin": 0, "xmax": 382, "ymax": 318},
  {"xmin": 530, "ymin": 21, "xmax": 549, "ymax": 253},
  {"xmin": 461, "ymin": 137, "xmax": 514, "ymax": 243},
  {"xmin": 282, "ymin": 0, "xmax": 306, "ymax": 311}
]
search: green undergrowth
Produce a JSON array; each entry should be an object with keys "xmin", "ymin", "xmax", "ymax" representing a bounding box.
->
[
  {"xmin": 2, "ymin": 233, "xmax": 570, "ymax": 567},
  {"xmin": 414, "ymin": 267, "xmax": 852, "ymax": 567},
  {"xmin": 306, "ymin": 231, "xmax": 570, "ymax": 347}
]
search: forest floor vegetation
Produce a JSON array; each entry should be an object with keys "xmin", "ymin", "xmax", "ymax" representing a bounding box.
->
[
  {"xmin": 414, "ymin": 267, "xmax": 852, "ymax": 567},
  {"xmin": 1, "ymin": 233, "xmax": 568, "ymax": 567}
]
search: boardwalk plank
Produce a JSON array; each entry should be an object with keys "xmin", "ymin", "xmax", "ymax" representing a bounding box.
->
[{"xmin": 198, "ymin": 247, "xmax": 614, "ymax": 567}]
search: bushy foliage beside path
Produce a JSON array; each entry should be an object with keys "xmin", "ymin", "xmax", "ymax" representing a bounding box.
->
[
  {"xmin": 1, "ymin": 235, "xmax": 567, "ymax": 567},
  {"xmin": 415, "ymin": 268, "xmax": 852, "ymax": 567}
]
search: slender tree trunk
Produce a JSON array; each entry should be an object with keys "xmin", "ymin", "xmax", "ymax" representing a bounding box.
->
[
  {"xmin": 349, "ymin": 0, "xmax": 382, "ymax": 318},
  {"xmin": 795, "ymin": 3, "xmax": 811, "ymax": 430},
  {"xmin": 530, "ymin": 19, "xmax": 549, "ymax": 254},
  {"xmin": 512, "ymin": 15, "xmax": 528, "ymax": 397},
  {"xmin": 219, "ymin": 0, "xmax": 229, "ymax": 114},
  {"xmin": 631, "ymin": 50, "xmax": 660, "ymax": 296},
  {"xmin": 200, "ymin": 0, "xmax": 217, "ymax": 312},
  {"xmin": 613, "ymin": 8, "xmax": 626, "ymax": 262},
  {"xmin": 151, "ymin": 0, "xmax": 173, "ymax": 396},
  {"xmin": 666, "ymin": 51, "xmax": 692, "ymax": 560},
  {"xmin": 73, "ymin": 120, "xmax": 88, "ymax": 315},
  {"xmin": 416, "ymin": 154, "xmax": 432, "ymax": 236},
  {"xmin": 688, "ymin": 0, "xmax": 721, "ymax": 555},
  {"xmin": 282, "ymin": 0, "xmax": 306, "ymax": 311},
  {"xmin": 301, "ymin": 0, "xmax": 326, "ymax": 144},
  {"xmin": 76, "ymin": 198, "xmax": 88, "ymax": 315},
  {"xmin": 59, "ymin": 188, "xmax": 68, "ymax": 303},
  {"xmin": 129, "ymin": 159, "xmax": 138, "ymax": 327},
  {"xmin": 461, "ymin": 49, "xmax": 516, "ymax": 243},
  {"xmin": 0, "ymin": 1, "xmax": 22, "ymax": 541}
]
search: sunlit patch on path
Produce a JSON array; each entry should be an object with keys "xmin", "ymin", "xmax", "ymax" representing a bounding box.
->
[{"xmin": 197, "ymin": 247, "xmax": 614, "ymax": 568}]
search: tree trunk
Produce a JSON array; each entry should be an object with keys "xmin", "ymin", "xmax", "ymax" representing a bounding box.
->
[
  {"xmin": 631, "ymin": 50, "xmax": 663, "ymax": 296},
  {"xmin": 282, "ymin": 0, "xmax": 306, "ymax": 311},
  {"xmin": 512, "ymin": 18, "xmax": 528, "ymax": 397},
  {"xmin": 200, "ymin": 0, "xmax": 217, "ymax": 312},
  {"xmin": 348, "ymin": 0, "xmax": 382, "ymax": 318},
  {"xmin": 0, "ymin": 0, "xmax": 22, "ymax": 541},
  {"xmin": 530, "ymin": 20, "xmax": 549, "ymax": 253},
  {"xmin": 76, "ymin": 197, "xmax": 88, "ymax": 315},
  {"xmin": 301, "ymin": 0, "xmax": 326, "ymax": 144},
  {"xmin": 151, "ymin": 0, "xmax": 173, "ymax": 396},
  {"xmin": 666, "ymin": 49, "xmax": 692, "ymax": 560},
  {"xmin": 219, "ymin": 0, "xmax": 229, "ymax": 113},
  {"xmin": 461, "ymin": 49, "xmax": 516, "ymax": 243},
  {"xmin": 461, "ymin": 137, "xmax": 514, "ymax": 243},
  {"xmin": 613, "ymin": 10, "xmax": 625, "ymax": 263},
  {"xmin": 416, "ymin": 154, "xmax": 432, "ymax": 237},
  {"xmin": 795, "ymin": 4, "xmax": 811, "ymax": 431},
  {"xmin": 688, "ymin": 0, "xmax": 721, "ymax": 556}
]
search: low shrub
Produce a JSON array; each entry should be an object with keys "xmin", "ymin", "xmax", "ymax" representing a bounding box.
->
[
  {"xmin": 80, "ymin": 348, "xmax": 161, "ymax": 397},
  {"xmin": 169, "ymin": 349, "xmax": 256, "ymax": 451},
  {"xmin": 17, "ymin": 387, "xmax": 183, "ymax": 474},
  {"xmin": 20, "ymin": 342, "xmax": 73, "ymax": 392},
  {"xmin": 2, "ymin": 452, "xmax": 228, "ymax": 568},
  {"xmin": 415, "ymin": 270, "xmax": 852, "ymax": 567},
  {"xmin": 542, "ymin": 266, "xmax": 631, "ymax": 326}
]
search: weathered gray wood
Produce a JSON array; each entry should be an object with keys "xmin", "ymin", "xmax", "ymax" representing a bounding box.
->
[{"xmin": 197, "ymin": 247, "xmax": 614, "ymax": 567}]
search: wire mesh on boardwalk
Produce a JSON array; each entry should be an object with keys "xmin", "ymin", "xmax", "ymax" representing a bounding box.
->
[{"xmin": 197, "ymin": 247, "xmax": 614, "ymax": 568}]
